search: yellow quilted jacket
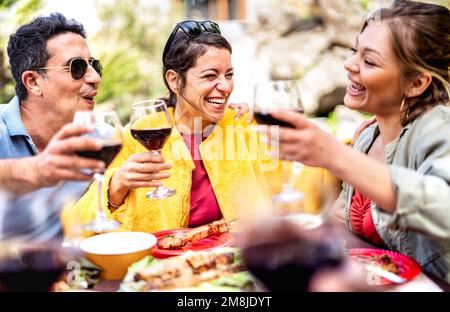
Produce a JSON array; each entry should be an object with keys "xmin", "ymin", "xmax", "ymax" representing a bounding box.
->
[{"xmin": 63, "ymin": 108, "xmax": 342, "ymax": 234}]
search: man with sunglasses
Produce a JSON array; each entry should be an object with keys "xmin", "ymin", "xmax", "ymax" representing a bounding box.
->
[
  {"xmin": 0, "ymin": 13, "xmax": 107, "ymax": 243},
  {"xmin": 0, "ymin": 13, "xmax": 105, "ymax": 195}
]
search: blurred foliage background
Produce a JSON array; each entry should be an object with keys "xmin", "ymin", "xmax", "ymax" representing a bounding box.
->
[
  {"xmin": 0, "ymin": 0, "xmax": 183, "ymax": 122},
  {"xmin": 91, "ymin": 0, "xmax": 183, "ymax": 121}
]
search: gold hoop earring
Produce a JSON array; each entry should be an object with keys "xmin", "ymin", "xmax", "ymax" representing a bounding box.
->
[{"xmin": 400, "ymin": 96, "xmax": 406, "ymax": 112}]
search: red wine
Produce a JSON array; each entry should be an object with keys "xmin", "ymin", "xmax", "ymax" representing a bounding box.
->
[
  {"xmin": 254, "ymin": 110, "xmax": 304, "ymax": 128},
  {"xmin": 76, "ymin": 143, "xmax": 122, "ymax": 167},
  {"xmin": 243, "ymin": 238, "xmax": 343, "ymax": 291},
  {"xmin": 131, "ymin": 128, "xmax": 172, "ymax": 151},
  {"xmin": 0, "ymin": 269, "xmax": 64, "ymax": 292},
  {"xmin": 0, "ymin": 246, "xmax": 68, "ymax": 292}
]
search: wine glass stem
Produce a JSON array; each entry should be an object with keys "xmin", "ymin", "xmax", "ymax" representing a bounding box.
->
[
  {"xmin": 282, "ymin": 161, "xmax": 294, "ymax": 191},
  {"xmin": 93, "ymin": 173, "xmax": 107, "ymax": 220},
  {"xmin": 151, "ymin": 150, "xmax": 163, "ymax": 192}
]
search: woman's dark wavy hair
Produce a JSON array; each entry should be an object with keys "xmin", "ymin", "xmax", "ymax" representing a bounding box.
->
[
  {"xmin": 363, "ymin": 0, "xmax": 450, "ymax": 126},
  {"xmin": 7, "ymin": 12, "xmax": 86, "ymax": 101},
  {"xmin": 161, "ymin": 29, "xmax": 232, "ymax": 108}
]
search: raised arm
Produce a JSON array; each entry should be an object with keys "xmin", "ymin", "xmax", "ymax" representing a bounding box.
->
[
  {"xmin": 267, "ymin": 110, "xmax": 397, "ymax": 212},
  {"xmin": 0, "ymin": 123, "xmax": 104, "ymax": 195},
  {"xmin": 268, "ymin": 109, "xmax": 450, "ymax": 240}
]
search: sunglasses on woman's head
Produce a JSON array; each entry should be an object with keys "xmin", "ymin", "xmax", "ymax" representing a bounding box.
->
[
  {"xmin": 162, "ymin": 20, "xmax": 221, "ymax": 68},
  {"xmin": 33, "ymin": 57, "xmax": 103, "ymax": 80},
  {"xmin": 176, "ymin": 20, "xmax": 221, "ymax": 38}
]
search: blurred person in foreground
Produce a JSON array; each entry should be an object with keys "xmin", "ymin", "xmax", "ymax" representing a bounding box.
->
[
  {"xmin": 0, "ymin": 13, "xmax": 104, "ymax": 241},
  {"xmin": 71, "ymin": 20, "xmax": 291, "ymax": 233},
  {"xmin": 260, "ymin": 0, "xmax": 450, "ymax": 284}
]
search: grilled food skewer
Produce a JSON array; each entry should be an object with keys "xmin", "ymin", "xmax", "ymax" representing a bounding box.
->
[{"xmin": 157, "ymin": 219, "xmax": 233, "ymax": 250}]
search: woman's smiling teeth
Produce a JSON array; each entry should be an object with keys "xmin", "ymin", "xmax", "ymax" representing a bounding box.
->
[
  {"xmin": 348, "ymin": 80, "xmax": 367, "ymax": 96},
  {"xmin": 206, "ymin": 98, "xmax": 226, "ymax": 106},
  {"xmin": 352, "ymin": 82, "xmax": 366, "ymax": 91},
  {"xmin": 350, "ymin": 81, "xmax": 366, "ymax": 91}
]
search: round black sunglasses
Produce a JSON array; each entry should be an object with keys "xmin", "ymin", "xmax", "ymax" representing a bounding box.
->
[{"xmin": 33, "ymin": 57, "xmax": 103, "ymax": 80}]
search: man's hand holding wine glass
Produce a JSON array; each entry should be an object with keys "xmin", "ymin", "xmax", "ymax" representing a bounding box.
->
[
  {"xmin": 72, "ymin": 111, "xmax": 124, "ymax": 233},
  {"xmin": 30, "ymin": 123, "xmax": 105, "ymax": 190}
]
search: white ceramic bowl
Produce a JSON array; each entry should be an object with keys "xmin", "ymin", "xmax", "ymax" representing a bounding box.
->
[{"xmin": 80, "ymin": 232, "xmax": 157, "ymax": 280}]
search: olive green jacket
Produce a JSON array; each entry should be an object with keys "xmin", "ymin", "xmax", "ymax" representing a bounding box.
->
[{"xmin": 343, "ymin": 105, "xmax": 450, "ymax": 283}]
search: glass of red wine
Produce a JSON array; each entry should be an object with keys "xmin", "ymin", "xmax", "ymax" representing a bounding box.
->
[
  {"xmin": 73, "ymin": 111, "xmax": 123, "ymax": 233},
  {"xmin": 242, "ymin": 223, "xmax": 344, "ymax": 292},
  {"xmin": 130, "ymin": 99, "xmax": 176, "ymax": 200},
  {"xmin": 241, "ymin": 219, "xmax": 344, "ymax": 291},
  {"xmin": 0, "ymin": 241, "xmax": 80, "ymax": 292},
  {"xmin": 253, "ymin": 80, "xmax": 305, "ymax": 206}
]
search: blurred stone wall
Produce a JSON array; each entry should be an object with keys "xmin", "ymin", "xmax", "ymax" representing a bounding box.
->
[{"xmin": 250, "ymin": 0, "xmax": 392, "ymax": 116}]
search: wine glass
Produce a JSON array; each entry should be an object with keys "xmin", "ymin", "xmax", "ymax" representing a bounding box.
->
[
  {"xmin": 241, "ymin": 218, "xmax": 345, "ymax": 291},
  {"xmin": 130, "ymin": 99, "xmax": 176, "ymax": 199},
  {"xmin": 253, "ymin": 80, "xmax": 305, "ymax": 207},
  {"xmin": 73, "ymin": 111, "xmax": 123, "ymax": 233},
  {"xmin": 0, "ymin": 240, "xmax": 81, "ymax": 291}
]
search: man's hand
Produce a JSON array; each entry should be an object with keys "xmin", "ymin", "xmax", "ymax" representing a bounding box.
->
[
  {"xmin": 0, "ymin": 123, "xmax": 105, "ymax": 195},
  {"xmin": 32, "ymin": 123, "xmax": 105, "ymax": 188}
]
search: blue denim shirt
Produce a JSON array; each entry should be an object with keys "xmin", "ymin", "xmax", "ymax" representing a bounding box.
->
[
  {"xmin": 0, "ymin": 96, "xmax": 89, "ymax": 242},
  {"xmin": 0, "ymin": 96, "xmax": 39, "ymax": 159}
]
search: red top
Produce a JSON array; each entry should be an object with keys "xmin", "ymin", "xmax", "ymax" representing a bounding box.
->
[
  {"xmin": 349, "ymin": 189, "xmax": 385, "ymax": 246},
  {"xmin": 183, "ymin": 133, "xmax": 223, "ymax": 228}
]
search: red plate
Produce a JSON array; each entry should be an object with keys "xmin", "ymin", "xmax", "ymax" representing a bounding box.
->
[
  {"xmin": 151, "ymin": 229, "xmax": 235, "ymax": 259},
  {"xmin": 348, "ymin": 248, "xmax": 421, "ymax": 285}
]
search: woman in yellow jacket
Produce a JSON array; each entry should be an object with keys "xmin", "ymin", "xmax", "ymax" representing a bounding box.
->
[
  {"xmin": 69, "ymin": 20, "xmax": 341, "ymax": 234},
  {"xmin": 70, "ymin": 21, "xmax": 285, "ymax": 233}
]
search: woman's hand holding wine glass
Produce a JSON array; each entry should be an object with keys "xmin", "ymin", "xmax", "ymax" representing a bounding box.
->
[
  {"xmin": 253, "ymin": 80, "xmax": 304, "ymax": 128},
  {"xmin": 110, "ymin": 152, "xmax": 172, "ymax": 190},
  {"xmin": 129, "ymin": 99, "xmax": 176, "ymax": 200},
  {"xmin": 254, "ymin": 81, "xmax": 339, "ymax": 227},
  {"xmin": 268, "ymin": 109, "xmax": 342, "ymax": 169}
]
